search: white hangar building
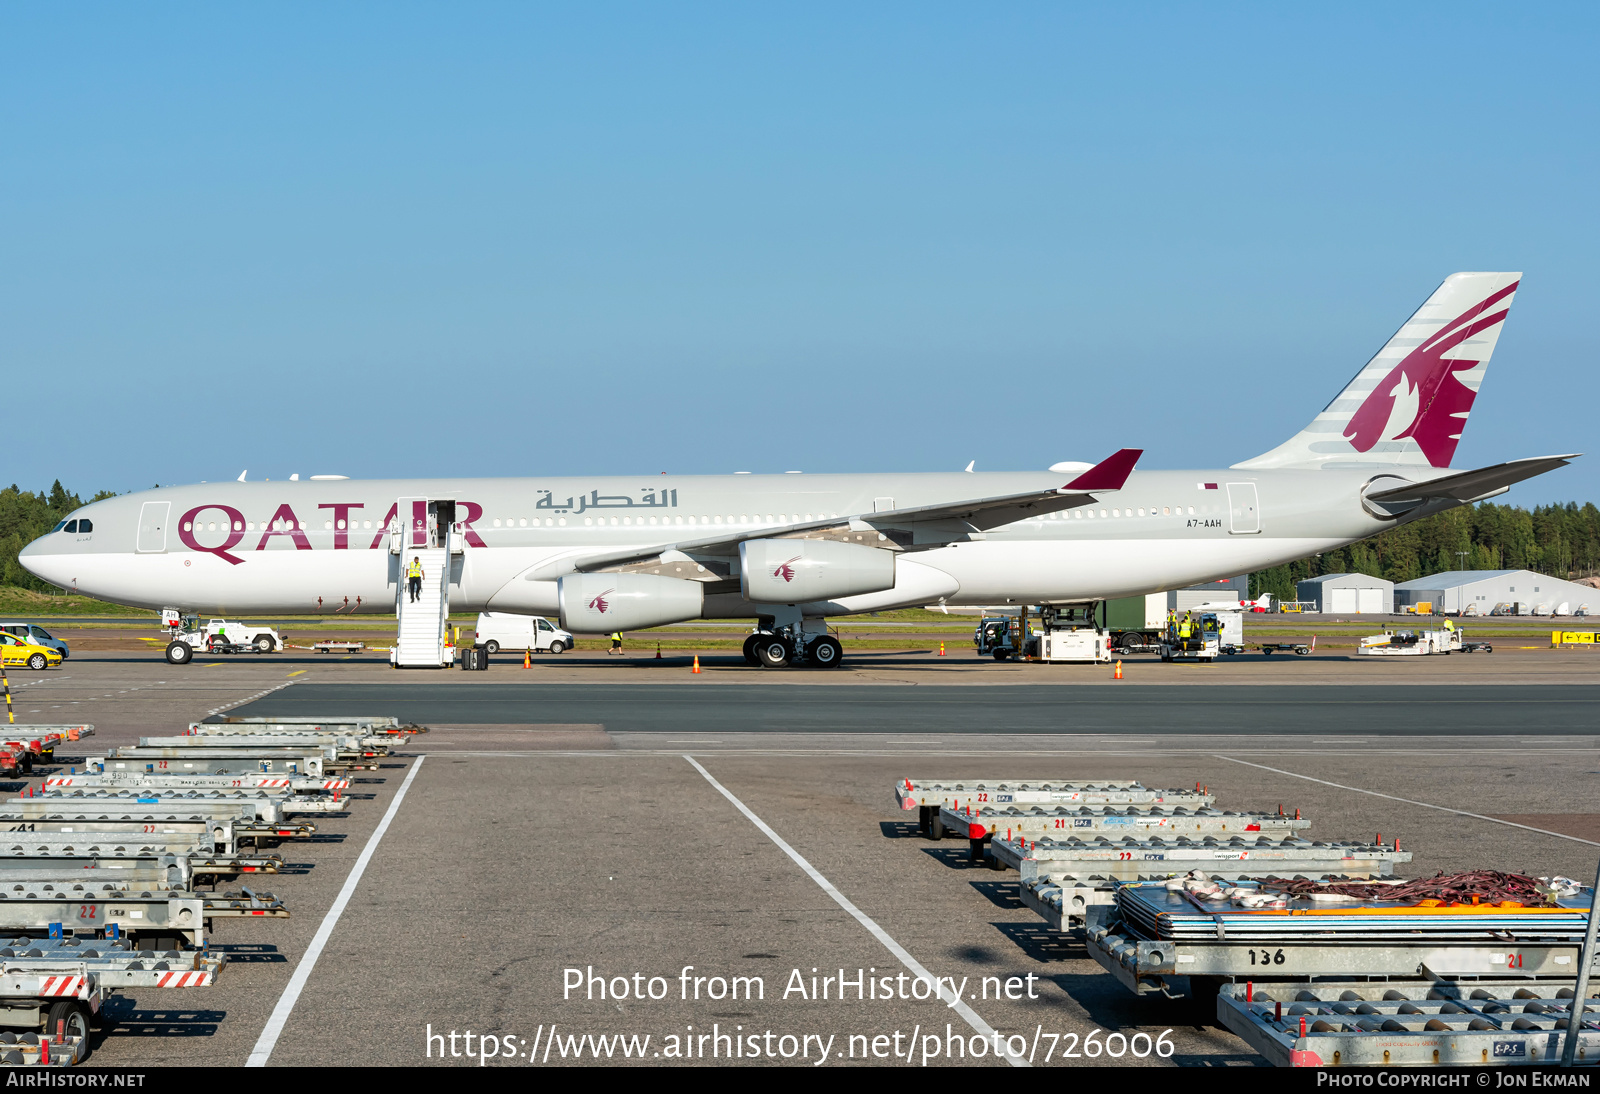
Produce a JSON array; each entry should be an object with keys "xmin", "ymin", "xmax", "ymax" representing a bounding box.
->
[{"xmin": 1392, "ymin": 570, "xmax": 1597, "ymax": 616}]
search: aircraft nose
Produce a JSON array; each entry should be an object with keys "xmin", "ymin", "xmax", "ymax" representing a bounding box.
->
[{"xmin": 16, "ymin": 535, "xmax": 67, "ymax": 584}]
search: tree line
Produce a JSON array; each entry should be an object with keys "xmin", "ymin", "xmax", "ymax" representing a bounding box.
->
[{"xmin": 1249, "ymin": 501, "xmax": 1600, "ymax": 602}]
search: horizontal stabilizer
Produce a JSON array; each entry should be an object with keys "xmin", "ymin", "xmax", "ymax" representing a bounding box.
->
[{"xmin": 1365, "ymin": 454, "xmax": 1579, "ymax": 507}]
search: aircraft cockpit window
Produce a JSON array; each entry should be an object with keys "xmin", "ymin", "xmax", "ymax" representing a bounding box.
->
[
  {"xmin": 51, "ymin": 521, "xmax": 66, "ymax": 533},
  {"xmin": 64, "ymin": 520, "xmax": 78, "ymax": 533},
  {"xmin": 77, "ymin": 519, "xmax": 93, "ymax": 533}
]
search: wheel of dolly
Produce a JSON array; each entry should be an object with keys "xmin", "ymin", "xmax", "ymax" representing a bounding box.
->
[
  {"xmin": 27, "ymin": 653, "xmax": 46, "ymax": 671},
  {"xmin": 548, "ymin": 641, "xmax": 565, "ymax": 655},
  {"xmin": 165, "ymin": 641, "xmax": 192, "ymax": 665},
  {"xmin": 756, "ymin": 637, "xmax": 791, "ymax": 668},
  {"xmin": 742, "ymin": 634, "xmax": 762, "ymax": 666},
  {"xmin": 43, "ymin": 1000, "xmax": 89, "ymax": 1060},
  {"xmin": 808, "ymin": 635, "xmax": 843, "ymax": 667},
  {"xmin": 483, "ymin": 640, "xmax": 500, "ymax": 654},
  {"xmin": 254, "ymin": 635, "xmax": 275, "ymax": 652}
]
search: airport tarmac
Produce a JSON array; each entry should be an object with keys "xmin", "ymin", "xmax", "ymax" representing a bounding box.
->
[{"xmin": 3, "ymin": 651, "xmax": 1597, "ymax": 1067}]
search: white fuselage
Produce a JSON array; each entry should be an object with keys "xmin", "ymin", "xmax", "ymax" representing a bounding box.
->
[{"xmin": 20, "ymin": 469, "xmax": 1407, "ymax": 619}]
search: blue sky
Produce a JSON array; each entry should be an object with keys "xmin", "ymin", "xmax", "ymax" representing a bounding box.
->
[{"xmin": 3, "ymin": 4, "xmax": 1596, "ymax": 504}]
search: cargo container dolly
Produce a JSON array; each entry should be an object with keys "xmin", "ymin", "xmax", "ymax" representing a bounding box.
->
[
  {"xmin": 940, "ymin": 803, "xmax": 1310, "ymax": 867},
  {"xmin": 895, "ymin": 779, "xmax": 1215, "ymax": 838}
]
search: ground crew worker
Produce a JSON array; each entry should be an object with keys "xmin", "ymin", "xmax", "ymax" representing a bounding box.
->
[
  {"xmin": 407, "ymin": 557, "xmax": 424, "ymax": 603},
  {"xmin": 609, "ymin": 631, "xmax": 623, "ymax": 655},
  {"xmin": 1443, "ymin": 617, "xmax": 1456, "ymax": 633}
]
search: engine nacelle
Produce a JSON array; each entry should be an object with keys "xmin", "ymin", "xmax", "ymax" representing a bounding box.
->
[
  {"xmin": 740, "ymin": 539, "xmax": 896, "ymax": 603},
  {"xmin": 558, "ymin": 573, "xmax": 705, "ymax": 632}
]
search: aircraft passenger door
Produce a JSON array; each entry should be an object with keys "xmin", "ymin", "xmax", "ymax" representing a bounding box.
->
[
  {"xmin": 136, "ymin": 501, "xmax": 171, "ymax": 553},
  {"xmin": 396, "ymin": 496, "xmax": 429, "ymax": 549},
  {"xmin": 1226, "ymin": 483, "xmax": 1260, "ymax": 535}
]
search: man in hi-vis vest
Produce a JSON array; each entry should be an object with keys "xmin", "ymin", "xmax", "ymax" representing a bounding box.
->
[{"xmin": 407, "ymin": 557, "xmax": 424, "ymax": 603}]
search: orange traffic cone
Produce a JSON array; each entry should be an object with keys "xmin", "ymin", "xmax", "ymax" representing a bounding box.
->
[
  {"xmin": 655, "ymin": 642, "xmax": 662, "ymax": 659},
  {"xmin": 1113, "ymin": 660, "xmax": 1123, "ymax": 679},
  {"xmin": 523, "ymin": 649, "xmax": 531, "ymax": 669},
  {"xmin": 939, "ymin": 642, "xmax": 945, "ymax": 656},
  {"xmin": 692, "ymin": 655, "xmax": 701, "ymax": 674}
]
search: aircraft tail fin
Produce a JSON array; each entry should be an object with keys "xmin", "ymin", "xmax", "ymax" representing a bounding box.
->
[{"xmin": 1234, "ymin": 272, "xmax": 1521, "ymax": 470}]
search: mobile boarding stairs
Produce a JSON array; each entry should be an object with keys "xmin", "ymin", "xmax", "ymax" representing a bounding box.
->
[{"xmin": 390, "ymin": 498, "xmax": 463, "ymax": 669}]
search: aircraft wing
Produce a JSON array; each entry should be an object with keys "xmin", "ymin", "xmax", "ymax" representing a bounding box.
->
[
  {"xmin": 1364, "ymin": 454, "xmax": 1579, "ymax": 506},
  {"xmin": 532, "ymin": 448, "xmax": 1142, "ymax": 579}
]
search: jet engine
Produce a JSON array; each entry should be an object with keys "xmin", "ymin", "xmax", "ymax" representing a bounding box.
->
[
  {"xmin": 740, "ymin": 539, "xmax": 896, "ymax": 603},
  {"xmin": 557, "ymin": 573, "xmax": 705, "ymax": 632}
]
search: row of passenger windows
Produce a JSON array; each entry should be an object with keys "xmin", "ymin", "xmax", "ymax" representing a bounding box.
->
[
  {"xmin": 179, "ymin": 504, "xmax": 1218, "ymax": 537},
  {"xmin": 183, "ymin": 519, "xmax": 379, "ymax": 533},
  {"xmin": 491, "ymin": 514, "xmax": 840, "ymax": 529}
]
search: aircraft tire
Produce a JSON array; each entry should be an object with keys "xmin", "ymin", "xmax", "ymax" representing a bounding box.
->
[
  {"xmin": 742, "ymin": 634, "xmax": 762, "ymax": 666},
  {"xmin": 808, "ymin": 635, "xmax": 843, "ymax": 668},
  {"xmin": 165, "ymin": 641, "xmax": 193, "ymax": 666},
  {"xmin": 755, "ymin": 636, "xmax": 791, "ymax": 668}
]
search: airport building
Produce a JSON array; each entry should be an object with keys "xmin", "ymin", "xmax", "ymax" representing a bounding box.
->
[
  {"xmin": 1296, "ymin": 573, "xmax": 1395, "ymax": 614},
  {"xmin": 1392, "ymin": 569, "xmax": 1598, "ymax": 616}
]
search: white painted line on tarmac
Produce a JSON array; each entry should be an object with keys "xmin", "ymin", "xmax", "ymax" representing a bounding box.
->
[
  {"xmin": 684, "ymin": 754, "xmax": 1029, "ymax": 1068},
  {"xmin": 1215, "ymin": 755, "xmax": 1600, "ymax": 848},
  {"xmin": 245, "ymin": 754, "xmax": 427, "ymax": 1067}
]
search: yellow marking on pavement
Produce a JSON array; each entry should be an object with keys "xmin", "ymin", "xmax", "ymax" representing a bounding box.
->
[
  {"xmin": 288, "ymin": 670, "xmax": 306, "ymax": 677},
  {"xmin": 207, "ymin": 662, "xmax": 223, "ymax": 667}
]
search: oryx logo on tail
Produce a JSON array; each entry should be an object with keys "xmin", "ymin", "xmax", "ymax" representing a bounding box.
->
[
  {"xmin": 587, "ymin": 589, "xmax": 615, "ymax": 614},
  {"xmin": 773, "ymin": 557, "xmax": 802, "ymax": 583},
  {"xmin": 1342, "ymin": 281, "xmax": 1518, "ymax": 467}
]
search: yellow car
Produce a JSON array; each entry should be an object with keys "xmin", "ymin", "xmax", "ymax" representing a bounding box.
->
[{"xmin": 0, "ymin": 632, "xmax": 62, "ymax": 671}]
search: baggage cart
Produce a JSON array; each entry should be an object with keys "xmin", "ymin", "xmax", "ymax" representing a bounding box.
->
[
  {"xmin": 944, "ymin": 804, "xmax": 1310, "ymax": 866},
  {"xmin": 895, "ymin": 779, "xmax": 1215, "ymax": 838}
]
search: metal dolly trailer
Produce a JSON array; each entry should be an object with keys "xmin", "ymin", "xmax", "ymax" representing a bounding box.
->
[
  {"xmin": 1087, "ymin": 925, "xmax": 1595, "ymax": 1002},
  {"xmin": 0, "ymin": 842, "xmax": 280, "ymax": 878},
  {"xmin": 1257, "ymin": 643, "xmax": 1310, "ymax": 656},
  {"xmin": 212, "ymin": 714, "xmax": 403, "ymax": 728},
  {"xmin": 1217, "ymin": 979, "xmax": 1600, "ymax": 1067},
  {"xmin": 0, "ymin": 885, "xmax": 205, "ymax": 946},
  {"xmin": 0, "ymin": 811, "xmax": 315, "ymax": 854},
  {"xmin": 46, "ymin": 772, "xmax": 350, "ymax": 793},
  {"xmin": 0, "ymin": 937, "xmax": 226, "ymax": 1062},
  {"xmin": 182, "ymin": 725, "xmax": 396, "ymax": 745},
  {"xmin": 989, "ymin": 833, "xmax": 1409, "ymax": 882},
  {"xmin": 128, "ymin": 738, "xmax": 389, "ymax": 768},
  {"xmin": 311, "ymin": 641, "xmax": 366, "ymax": 654},
  {"xmin": 941, "ymin": 804, "xmax": 1310, "ymax": 863},
  {"xmin": 91, "ymin": 751, "xmax": 326, "ymax": 777},
  {"xmin": 1020, "ymin": 868, "xmax": 1387, "ymax": 932},
  {"xmin": 32, "ymin": 788, "xmax": 344, "ymax": 819},
  {"xmin": 896, "ymin": 779, "xmax": 1215, "ymax": 835},
  {"xmin": 144, "ymin": 731, "xmax": 390, "ymax": 753},
  {"xmin": 198, "ymin": 716, "xmax": 423, "ymax": 736}
]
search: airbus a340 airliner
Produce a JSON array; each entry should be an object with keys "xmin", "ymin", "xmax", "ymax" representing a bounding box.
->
[{"xmin": 20, "ymin": 272, "xmax": 1576, "ymax": 667}]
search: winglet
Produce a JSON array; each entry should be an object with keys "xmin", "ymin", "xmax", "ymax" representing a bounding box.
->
[{"xmin": 1063, "ymin": 448, "xmax": 1142, "ymax": 491}]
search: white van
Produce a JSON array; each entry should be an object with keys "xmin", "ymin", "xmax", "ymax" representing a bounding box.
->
[{"xmin": 474, "ymin": 613, "xmax": 574, "ymax": 655}]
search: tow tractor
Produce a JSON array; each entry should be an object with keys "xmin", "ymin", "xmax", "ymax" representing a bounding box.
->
[
  {"xmin": 161, "ymin": 611, "xmax": 283, "ymax": 665},
  {"xmin": 1357, "ymin": 625, "xmax": 1491, "ymax": 656},
  {"xmin": 1158, "ymin": 610, "xmax": 1243, "ymax": 662},
  {"xmin": 975, "ymin": 605, "xmax": 1115, "ymax": 663},
  {"xmin": 973, "ymin": 615, "xmax": 1032, "ymax": 661}
]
